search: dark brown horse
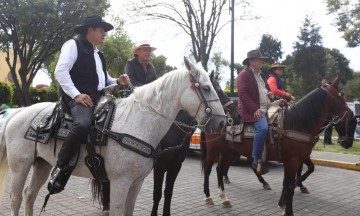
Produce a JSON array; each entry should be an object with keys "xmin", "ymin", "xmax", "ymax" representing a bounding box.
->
[
  {"xmin": 222, "ymin": 115, "xmax": 357, "ymax": 194},
  {"xmin": 201, "ymin": 77, "xmax": 355, "ymax": 216}
]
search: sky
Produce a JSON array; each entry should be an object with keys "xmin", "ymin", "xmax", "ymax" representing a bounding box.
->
[
  {"xmin": 33, "ymin": 0, "xmax": 360, "ymax": 86},
  {"xmin": 109, "ymin": 0, "xmax": 360, "ymax": 71}
]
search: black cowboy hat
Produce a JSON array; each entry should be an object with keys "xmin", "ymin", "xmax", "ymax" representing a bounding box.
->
[
  {"xmin": 242, "ymin": 49, "xmax": 268, "ymax": 65},
  {"xmin": 74, "ymin": 15, "xmax": 114, "ymax": 34}
]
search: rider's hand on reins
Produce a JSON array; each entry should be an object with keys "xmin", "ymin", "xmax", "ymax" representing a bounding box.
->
[
  {"xmin": 118, "ymin": 74, "xmax": 129, "ymax": 86},
  {"xmin": 75, "ymin": 94, "xmax": 93, "ymax": 107}
]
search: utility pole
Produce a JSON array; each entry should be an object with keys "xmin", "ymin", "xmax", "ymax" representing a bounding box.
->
[{"xmin": 230, "ymin": 0, "xmax": 235, "ymax": 93}]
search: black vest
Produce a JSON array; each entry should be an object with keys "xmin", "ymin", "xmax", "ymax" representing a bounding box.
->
[
  {"xmin": 60, "ymin": 36, "xmax": 108, "ymax": 102},
  {"xmin": 269, "ymin": 72, "xmax": 284, "ymax": 90}
]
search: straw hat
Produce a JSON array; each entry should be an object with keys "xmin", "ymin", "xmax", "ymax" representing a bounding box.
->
[
  {"xmin": 242, "ymin": 49, "xmax": 268, "ymax": 65},
  {"xmin": 74, "ymin": 15, "xmax": 113, "ymax": 34},
  {"xmin": 270, "ymin": 62, "xmax": 287, "ymax": 70},
  {"xmin": 131, "ymin": 40, "xmax": 156, "ymax": 54}
]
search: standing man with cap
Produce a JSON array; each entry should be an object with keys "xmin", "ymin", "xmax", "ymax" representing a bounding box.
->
[
  {"xmin": 125, "ymin": 40, "xmax": 157, "ymax": 87},
  {"xmin": 237, "ymin": 49, "xmax": 274, "ymax": 175},
  {"xmin": 48, "ymin": 15, "xmax": 129, "ymax": 194}
]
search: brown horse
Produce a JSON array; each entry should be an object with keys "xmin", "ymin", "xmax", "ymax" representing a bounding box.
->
[{"xmin": 201, "ymin": 77, "xmax": 355, "ymax": 216}]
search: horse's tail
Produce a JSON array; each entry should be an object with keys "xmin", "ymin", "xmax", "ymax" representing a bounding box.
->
[
  {"xmin": 200, "ymin": 131, "xmax": 207, "ymax": 174},
  {"xmin": 0, "ymin": 108, "xmax": 23, "ymax": 204},
  {"xmin": 90, "ymin": 179, "xmax": 108, "ymax": 207}
]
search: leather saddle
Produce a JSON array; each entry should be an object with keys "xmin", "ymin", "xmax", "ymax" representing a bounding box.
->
[
  {"xmin": 24, "ymin": 95, "xmax": 116, "ymax": 146},
  {"xmin": 226, "ymin": 100, "xmax": 285, "ymax": 145}
]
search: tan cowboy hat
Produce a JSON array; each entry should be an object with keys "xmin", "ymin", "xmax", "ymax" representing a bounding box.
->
[
  {"xmin": 270, "ymin": 62, "xmax": 287, "ymax": 70},
  {"xmin": 242, "ymin": 49, "xmax": 268, "ymax": 65},
  {"xmin": 131, "ymin": 40, "xmax": 157, "ymax": 54},
  {"xmin": 74, "ymin": 15, "xmax": 114, "ymax": 34}
]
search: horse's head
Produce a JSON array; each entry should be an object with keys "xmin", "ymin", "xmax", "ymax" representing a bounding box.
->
[
  {"xmin": 334, "ymin": 116, "xmax": 356, "ymax": 149},
  {"xmin": 182, "ymin": 57, "xmax": 226, "ymax": 133},
  {"xmin": 209, "ymin": 71, "xmax": 241, "ymax": 125},
  {"xmin": 323, "ymin": 77, "xmax": 355, "ymax": 148}
]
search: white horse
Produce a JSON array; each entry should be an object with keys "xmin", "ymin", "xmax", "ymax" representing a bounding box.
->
[{"xmin": 0, "ymin": 58, "xmax": 226, "ymax": 216}]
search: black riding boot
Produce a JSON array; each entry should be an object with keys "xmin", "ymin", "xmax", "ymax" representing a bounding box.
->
[{"xmin": 47, "ymin": 165, "xmax": 72, "ymax": 194}]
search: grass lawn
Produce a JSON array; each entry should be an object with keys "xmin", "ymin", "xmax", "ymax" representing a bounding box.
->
[{"xmin": 314, "ymin": 136, "xmax": 360, "ymax": 156}]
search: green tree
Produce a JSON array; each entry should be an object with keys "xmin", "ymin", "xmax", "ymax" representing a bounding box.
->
[
  {"xmin": 100, "ymin": 35, "xmax": 133, "ymax": 77},
  {"xmin": 0, "ymin": 0, "xmax": 110, "ymax": 106},
  {"xmin": 326, "ymin": 0, "xmax": 360, "ymax": 47},
  {"xmin": 257, "ymin": 34, "xmax": 283, "ymax": 64},
  {"xmin": 151, "ymin": 54, "xmax": 169, "ymax": 77},
  {"xmin": 343, "ymin": 72, "xmax": 360, "ymax": 101},
  {"xmin": 289, "ymin": 16, "xmax": 326, "ymax": 98},
  {"xmin": 128, "ymin": 0, "xmax": 254, "ymax": 70},
  {"xmin": 210, "ymin": 52, "xmax": 229, "ymax": 78},
  {"xmin": 99, "ymin": 15, "xmax": 133, "ymax": 77},
  {"xmin": 323, "ymin": 48, "xmax": 353, "ymax": 84}
]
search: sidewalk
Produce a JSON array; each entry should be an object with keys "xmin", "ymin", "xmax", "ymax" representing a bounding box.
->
[{"xmin": 311, "ymin": 150, "xmax": 360, "ymax": 171}]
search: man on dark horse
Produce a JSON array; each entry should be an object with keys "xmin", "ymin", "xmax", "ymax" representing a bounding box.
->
[
  {"xmin": 237, "ymin": 49, "xmax": 274, "ymax": 175},
  {"xmin": 48, "ymin": 15, "xmax": 129, "ymax": 194}
]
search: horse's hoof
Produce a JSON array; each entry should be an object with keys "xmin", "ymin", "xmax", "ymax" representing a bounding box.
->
[
  {"xmin": 281, "ymin": 209, "xmax": 294, "ymax": 216},
  {"xmin": 224, "ymin": 178, "xmax": 231, "ymax": 184},
  {"xmin": 263, "ymin": 184, "xmax": 272, "ymax": 190},
  {"xmin": 205, "ymin": 197, "xmax": 214, "ymax": 205},
  {"xmin": 222, "ymin": 200, "xmax": 232, "ymax": 208},
  {"xmin": 300, "ymin": 187, "xmax": 310, "ymax": 194},
  {"xmin": 102, "ymin": 204, "xmax": 110, "ymax": 211},
  {"xmin": 278, "ymin": 204, "xmax": 285, "ymax": 210}
]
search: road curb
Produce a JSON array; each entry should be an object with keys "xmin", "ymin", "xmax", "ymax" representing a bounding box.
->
[{"xmin": 311, "ymin": 158, "xmax": 360, "ymax": 171}]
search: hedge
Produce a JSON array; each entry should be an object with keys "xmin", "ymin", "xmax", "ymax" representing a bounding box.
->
[{"xmin": 0, "ymin": 81, "xmax": 13, "ymax": 104}]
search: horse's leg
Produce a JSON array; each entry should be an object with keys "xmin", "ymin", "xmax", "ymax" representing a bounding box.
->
[
  {"xmin": 223, "ymin": 151, "xmax": 237, "ymax": 184},
  {"xmin": 124, "ymin": 179, "xmax": 144, "ymax": 216},
  {"xmin": 162, "ymin": 163, "xmax": 182, "ymax": 216},
  {"xmin": 110, "ymin": 178, "xmax": 130, "ymax": 216},
  {"xmin": 280, "ymin": 161, "xmax": 297, "ymax": 216},
  {"xmin": 24, "ymin": 158, "xmax": 52, "ymax": 216},
  {"xmin": 204, "ymin": 158, "xmax": 215, "ymax": 205},
  {"xmin": 296, "ymin": 158, "xmax": 314, "ymax": 194},
  {"xmin": 151, "ymin": 168, "xmax": 165, "ymax": 216},
  {"xmin": 223, "ymin": 165, "xmax": 231, "ymax": 184},
  {"xmin": 8, "ymin": 162, "xmax": 32, "ymax": 216},
  {"xmin": 216, "ymin": 149, "xmax": 233, "ymax": 208},
  {"xmin": 250, "ymin": 166, "xmax": 271, "ymax": 190}
]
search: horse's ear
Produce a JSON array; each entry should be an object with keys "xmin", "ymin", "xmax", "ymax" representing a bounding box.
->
[
  {"xmin": 331, "ymin": 76, "xmax": 340, "ymax": 88},
  {"xmin": 184, "ymin": 57, "xmax": 193, "ymax": 71},
  {"xmin": 210, "ymin": 70, "xmax": 214, "ymax": 81},
  {"xmin": 215, "ymin": 74, "xmax": 219, "ymax": 81}
]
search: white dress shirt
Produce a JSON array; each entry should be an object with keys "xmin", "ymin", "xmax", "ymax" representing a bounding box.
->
[{"xmin": 54, "ymin": 39, "xmax": 116, "ymax": 99}]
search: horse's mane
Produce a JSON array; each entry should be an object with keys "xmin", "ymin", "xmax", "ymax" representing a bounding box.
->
[
  {"xmin": 284, "ymin": 88, "xmax": 327, "ymax": 130},
  {"xmin": 114, "ymin": 66, "xmax": 190, "ymax": 121}
]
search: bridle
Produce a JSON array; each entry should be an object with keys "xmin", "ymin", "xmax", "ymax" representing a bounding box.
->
[
  {"xmin": 189, "ymin": 73, "xmax": 227, "ymax": 128},
  {"xmin": 321, "ymin": 85, "xmax": 353, "ymax": 143}
]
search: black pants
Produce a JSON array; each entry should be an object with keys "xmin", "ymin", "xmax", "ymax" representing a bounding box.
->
[
  {"xmin": 57, "ymin": 98, "xmax": 94, "ymax": 168},
  {"xmin": 324, "ymin": 125, "xmax": 333, "ymax": 144}
]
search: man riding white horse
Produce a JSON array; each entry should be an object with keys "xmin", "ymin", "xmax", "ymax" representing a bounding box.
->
[{"xmin": 49, "ymin": 15, "xmax": 129, "ymax": 194}]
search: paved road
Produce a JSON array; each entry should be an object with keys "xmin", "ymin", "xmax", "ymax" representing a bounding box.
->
[{"xmin": 1, "ymin": 152, "xmax": 359, "ymax": 216}]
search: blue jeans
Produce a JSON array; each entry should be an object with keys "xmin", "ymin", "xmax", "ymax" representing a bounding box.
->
[{"xmin": 252, "ymin": 113, "xmax": 268, "ymax": 161}]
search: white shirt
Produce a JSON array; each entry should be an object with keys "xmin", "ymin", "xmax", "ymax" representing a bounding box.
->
[
  {"xmin": 54, "ymin": 39, "xmax": 116, "ymax": 99},
  {"xmin": 250, "ymin": 68, "xmax": 271, "ymax": 113}
]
